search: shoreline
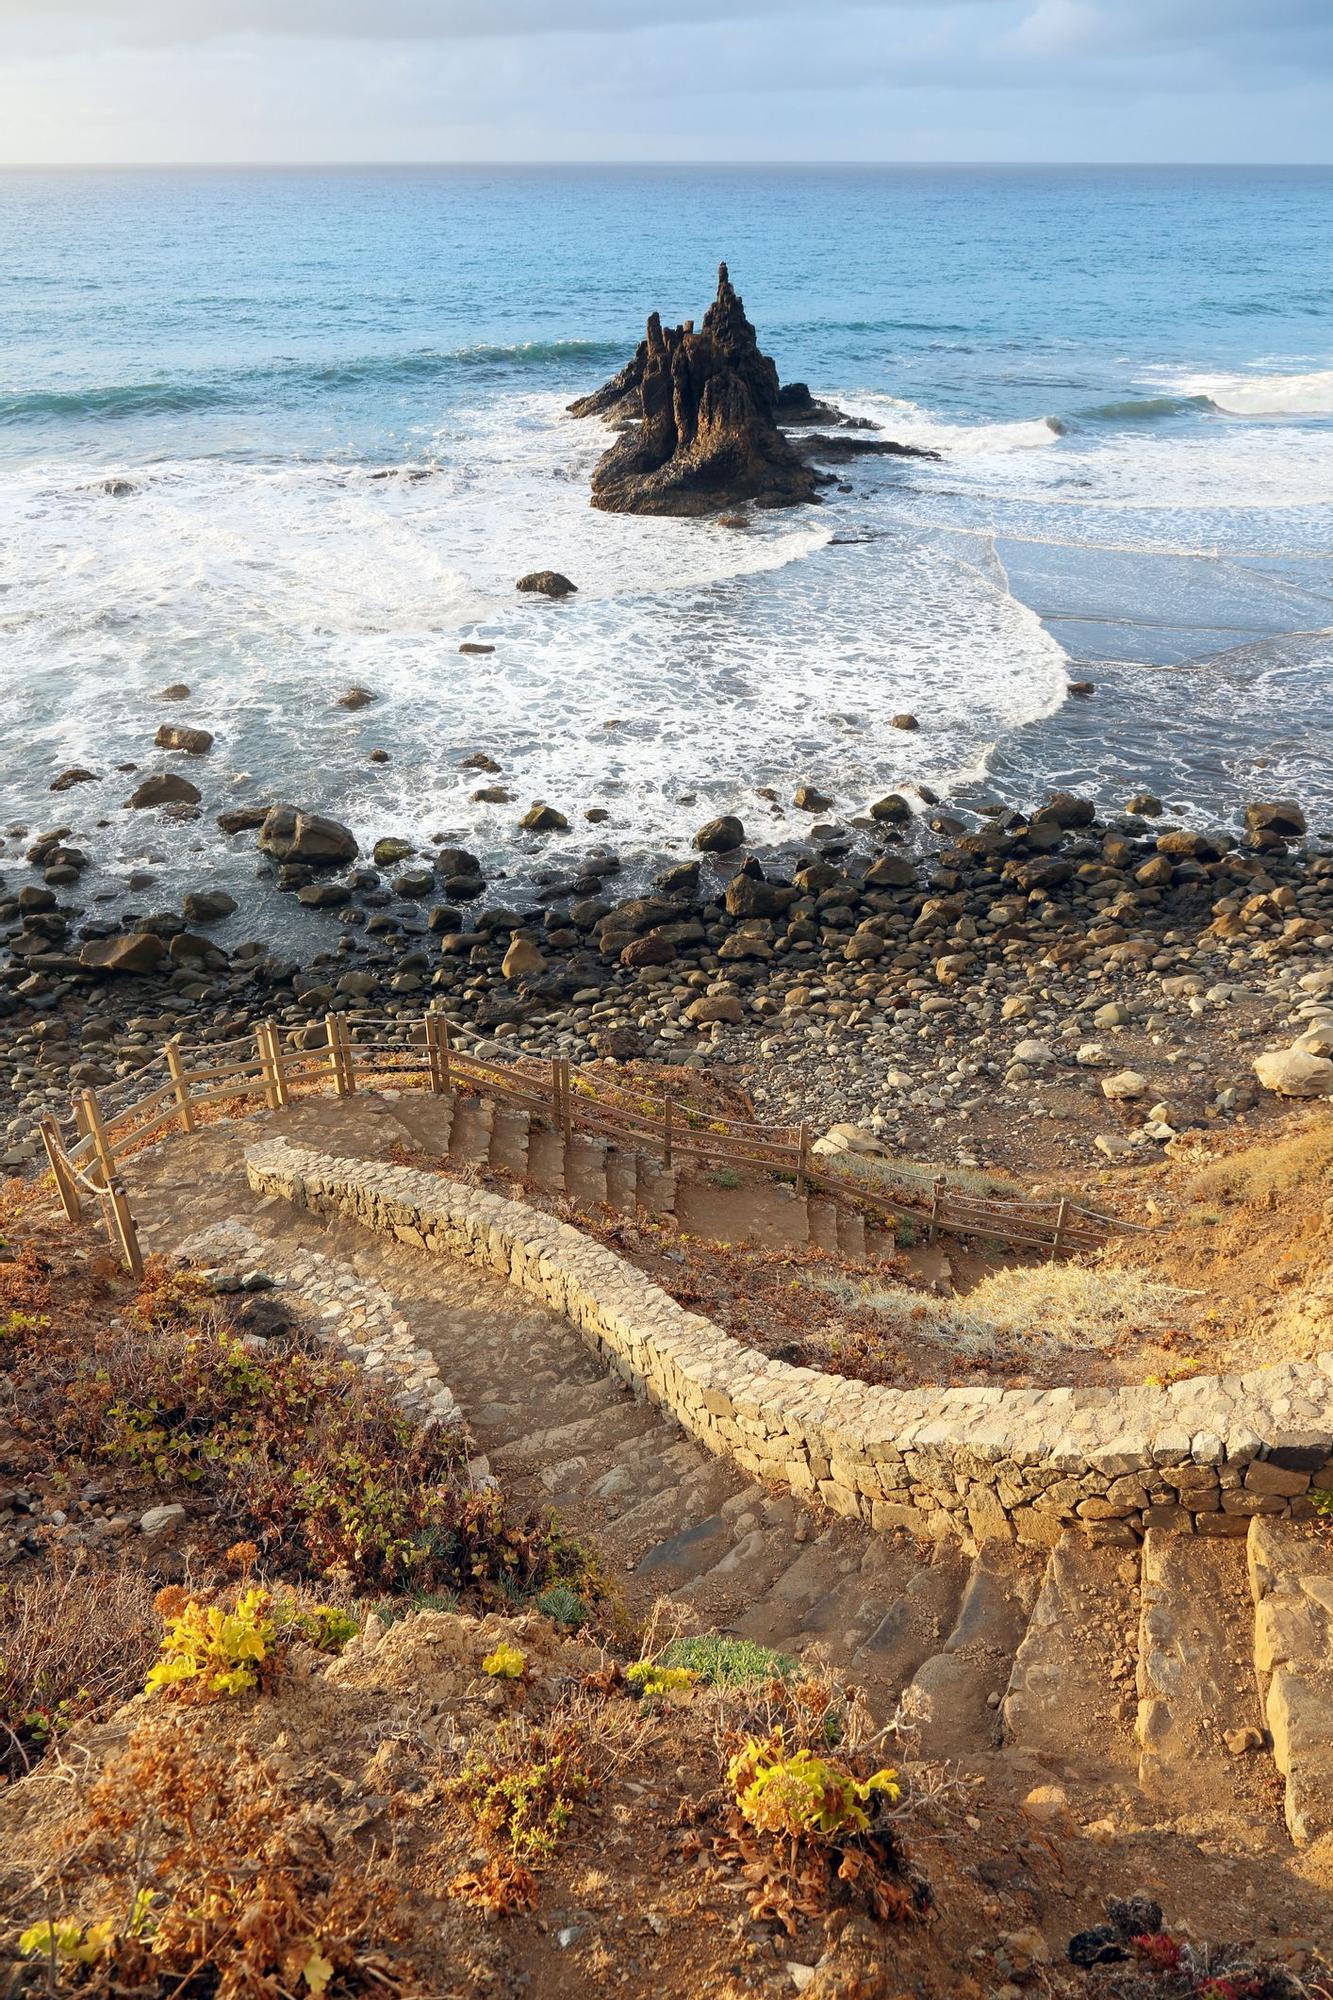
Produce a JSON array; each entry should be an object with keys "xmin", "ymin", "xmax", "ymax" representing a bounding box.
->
[{"xmin": 3, "ymin": 780, "xmax": 1330, "ymax": 1178}]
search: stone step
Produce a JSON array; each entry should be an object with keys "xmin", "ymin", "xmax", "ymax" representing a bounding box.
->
[
  {"xmin": 444, "ymin": 1092, "xmax": 493, "ymax": 1164},
  {"xmin": 635, "ymin": 1159, "xmax": 678, "ymax": 1216},
  {"xmin": 1248, "ymin": 1516, "xmax": 1333, "ymax": 1845},
  {"xmin": 488, "ymin": 1105, "xmax": 530, "ymax": 1177},
  {"xmin": 603, "ymin": 1146, "xmax": 640, "ymax": 1216},
  {"xmin": 845, "ymin": 1552, "xmax": 970, "ymax": 1691},
  {"xmin": 386, "ymin": 1093, "xmax": 455, "ymax": 1158},
  {"xmin": 1135, "ymin": 1528, "xmax": 1267, "ymax": 1812},
  {"xmin": 1002, "ymin": 1533, "xmax": 1140, "ymax": 1779},
  {"xmin": 488, "ymin": 1401, "xmax": 663, "ymax": 1471},
  {"xmin": 806, "ymin": 1198, "xmax": 841, "ymax": 1255},
  {"xmin": 563, "ymin": 1133, "xmax": 608, "ymax": 1207},
  {"xmin": 903, "ymin": 1546, "xmax": 1044, "ymax": 1760},
  {"xmin": 835, "ymin": 1208, "xmax": 867, "ymax": 1260},
  {"xmin": 524, "ymin": 1122, "xmax": 567, "ymax": 1193}
]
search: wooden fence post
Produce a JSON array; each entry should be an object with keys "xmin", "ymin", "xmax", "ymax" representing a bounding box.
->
[
  {"xmin": 322, "ymin": 1014, "xmax": 342, "ymax": 1097},
  {"xmin": 1050, "ymin": 1195, "xmax": 1070, "ymax": 1263},
  {"xmin": 165, "ymin": 1038, "xmax": 196, "ymax": 1133},
  {"xmin": 560, "ymin": 1058, "xmax": 573, "ymax": 1147},
  {"xmin": 436, "ymin": 1014, "xmax": 453, "ymax": 1096},
  {"xmin": 107, "ymin": 1181, "xmax": 144, "ymax": 1279},
  {"xmin": 663, "ymin": 1096, "xmax": 673, "ymax": 1171},
  {"xmin": 796, "ymin": 1119, "xmax": 810, "ymax": 1195},
  {"xmin": 340, "ymin": 1014, "xmax": 358, "ymax": 1096},
  {"xmin": 80, "ymin": 1089, "xmax": 117, "ymax": 1193},
  {"xmin": 268, "ymin": 1023, "xmax": 290, "ymax": 1109},
  {"xmin": 927, "ymin": 1175, "xmax": 945, "ymax": 1245},
  {"xmin": 39, "ymin": 1117, "xmax": 83, "ymax": 1223},
  {"xmin": 256, "ymin": 1023, "xmax": 279, "ymax": 1111}
]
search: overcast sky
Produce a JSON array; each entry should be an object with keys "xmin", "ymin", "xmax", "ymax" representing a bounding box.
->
[{"xmin": 1, "ymin": 0, "xmax": 1330, "ymax": 165}]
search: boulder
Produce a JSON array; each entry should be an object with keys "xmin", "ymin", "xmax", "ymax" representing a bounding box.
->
[
  {"xmin": 1033, "ymin": 791, "xmax": 1096, "ymax": 829},
  {"xmin": 655, "ymin": 860, "xmax": 701, "ymax": 898},
  {"xmin": 520, "ymin": 802, "xmax": 569, "ymax": 833},
  {"xmin": 1253, "ymin": 1047, "xmax": 1333, "ymax": 1099},
  {"xmin": 337, "ymin": 686, "xmax": 375, "ymax": 709},
  {"xmin": 1126, "ymin": 792, "xmax": 1163, "ymax": 817},
  {"xmin": 169, "ymin": 932, "xmax": 227, "ymax": 970},
  {"xmin": 891, "ymin": 713, "xmax": 919, "ymax": 731},
  {"xmin": 793, "ymin": 783, "xmax": 832, "ymax": 812},
  {"xmin": 1244, "ymin": 799, "xmax": 1307, "ymax": 840},
  {"xmin": 570, "ymin": 263, "xmax": 938, "ymax": 517},
  {"xmin": 516, "ymin": 571, "xmax": 577, "ymax": 599},
  {"xmin": 80, "ymin": 932, "xmax": 167, "ymax": 975},
  {"xmin": 154, "ymin": 723, "xmax": 213, "ymax": 755},
  {"xmin": 621, "ymin": 933, "xmax": 676, "ymax": 968},
  {"xmin": 216, "ymin": 805, "xmax": 270, "ymax": 835},
  {"xmin": 724, "ymin": 872, "xmax": 797, "ymax": 919},
  {"xmin": 863, "ymin": 853, "xmax": 916, "ymax": 889},
  {"xmin": 124, "ymin": 773, "xmax": 201, "ymax": 809},
  {"xmin": 49, "ymin": 768, "xmax": 99, "ymax": 792},
  {"xmin": 257, "ymin": 805, "xmax": 358, "ymax": 866},
  {"xmin": 685, "ymin": 993, "xmax": 744, "ymax": 1026},
  {"xmin": 158, "ymin": 683, "xmax": 190, "ymax": 700},
  {"xmin": 694, "ymin": 814, "xmax": 745, "ymax": 853},
  {"xmin": 870, "ymin": 794, "xmax": 911, "ymax": 824},
  {"xmin": 182, "ymin": 890, "xmax": 238, "ymax": 924},
  {"xmin": 501, "ymin": 934, "xmax": 546, "ymax": 980},
  {"xmin": 372, "ymin": 837, "xmax": 415, "ymax": 867}
]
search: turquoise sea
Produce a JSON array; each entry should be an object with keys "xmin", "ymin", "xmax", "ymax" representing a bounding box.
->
[{"xmin": 1, "ymin": 165, "xmax": 1330, "ymax": 924}]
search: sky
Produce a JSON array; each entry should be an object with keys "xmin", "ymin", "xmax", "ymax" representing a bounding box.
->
[{"xmin": 0, "ymin": 0, "xmax": 1331, "ymax": 165}]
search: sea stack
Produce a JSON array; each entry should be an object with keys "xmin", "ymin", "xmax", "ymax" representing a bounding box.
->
[{"xmin": 569, "ymin": 262, "xmax": 936, "ymax": 517}]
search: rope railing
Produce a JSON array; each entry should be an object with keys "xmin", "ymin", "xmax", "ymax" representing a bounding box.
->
[{"xmin": 34, "ymin": 1008, "xmax": 1140, "ymax": 1275}]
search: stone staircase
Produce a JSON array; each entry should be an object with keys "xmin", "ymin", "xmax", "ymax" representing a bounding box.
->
[
  {"xmin": 383, "ymin": 1086, "xmax": 876, "ymax": 1255},
  {"xmin": 116, "ymin": 1097, "xmax": 1333, "ymax": 1864}
]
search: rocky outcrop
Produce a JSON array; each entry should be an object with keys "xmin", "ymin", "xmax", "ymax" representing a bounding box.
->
[
  {"xmin": 569, "ymin": 263, "xmax": 937, "ymax": 517},
  {"xmin": 516, "ymin": 571, "xmax": 577, "ymax": 599}
]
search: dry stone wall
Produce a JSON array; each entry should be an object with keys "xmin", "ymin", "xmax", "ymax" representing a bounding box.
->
[{"xmin": 245, "ymin": 1137, "xmax": 1333, "ymax": 1548}]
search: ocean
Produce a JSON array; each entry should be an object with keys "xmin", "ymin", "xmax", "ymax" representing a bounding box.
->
[{"xmin": 1, "ymin": 164, "xmax": 1330, "ymax": 935}]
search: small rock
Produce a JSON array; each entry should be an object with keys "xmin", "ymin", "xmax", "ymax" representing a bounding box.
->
[
  {"xmin": 140, "ymin": 1502, "xmax": 186, "ymax": 1539},
  {"xmin": 338, "ymin": 686, "xmax": 375, "ymax": 709},
  {"xmin": 890, "ymin": 712, "xmax": 919, "ymax": 730},
  {"xmin": 516, "ymin": 570, "xmax": 577, "ymax": 598},
  {"xmin": 154, "ymin": 723, "xmax": 214, "ymax": 755},
  {"xmin": 520, "ymin": 803, "xmax": 569, "ymax": 833},
  {"xmin": 1102, "ymin": 1069, "xmax": 1148, "ymax": 1102},
  {"xmin": 1224, "ymin": 1725, "xmax": 1264, "ymax": 1755},
  {"xmin": 793, "ymin": 783, "xmax": 832, "ymax": 812},
  {"xmin": 50, "ymin": 768, "xmax": 99, "ymax": 792}
]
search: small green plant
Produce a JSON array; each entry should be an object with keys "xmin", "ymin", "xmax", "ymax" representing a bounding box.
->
[
  {"xmin": 482, "ymin": 1642, "xmax": 527, "ymax": 1679},
  {"xmin": 728, "ymin": 1729, "xmax": 901, "ymax": 1839},
  {"xmin": 20, "ymin": 1891, "xmax": 155, "ymax": 1968},
  {"xmin": 712, "ymin": 1168, "xmax": 742, "ymax": 1190},
  {"xmin": 1311, "ymin": 1488, "xmax": 1333, "ymax": 1518},
  {"xmin": 625, "ymin": 1661, "xmax": 698, "ymax": 1698},
  {"xmin": 661, "ymin": 1634, "xmax": 800, "ymax": 1687},
  {"xmin": 453, "ymin": 1722, "xmax": 592, "ymax": 1861},
  {"xmin": 534, "ymin": 1584, "xmax": 588, "ymax": 1628},
  {"xmin": 146, "ymin": 1589, "xmax": 357, "ymax": 1701},
  {"xmin": 893, "ymin": 1219, "xmax": 918, "ymax": 1250}
]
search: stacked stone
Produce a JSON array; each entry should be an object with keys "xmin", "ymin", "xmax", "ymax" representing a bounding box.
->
[{"xmin": 245, "ymin": 1138, "xmax": 1333, "ymax": 1549}]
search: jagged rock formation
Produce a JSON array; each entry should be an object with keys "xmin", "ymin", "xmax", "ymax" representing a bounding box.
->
[{"xmin": 569, "ymin": 262, "xmax": 937, "ymax": 516}]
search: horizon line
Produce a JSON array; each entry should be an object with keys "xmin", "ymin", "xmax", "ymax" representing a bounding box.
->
[{"xmin": 2, "ymin": 157, "xmax": 1332, "ymax": 171}]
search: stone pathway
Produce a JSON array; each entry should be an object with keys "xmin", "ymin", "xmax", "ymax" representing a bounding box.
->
[{"xmin": 117, "ymin": 1094, "xmax": 1320, "ymax": 1860}]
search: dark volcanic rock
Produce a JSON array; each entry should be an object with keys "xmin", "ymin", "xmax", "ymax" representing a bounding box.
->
[
  {"xmin": 570, "ymin": 263, "xmax": 938, "ymax": 517},
  {"xmin": 258, "ymin": 805, "xmax": 359, "ymax": 866},
  {"xmin": 516, "ymin": 571, "xmax": 577, "ymax": 599},
  {"xmin": 124, "ymin": 773, "xmax": 202, "ymax": 810}
]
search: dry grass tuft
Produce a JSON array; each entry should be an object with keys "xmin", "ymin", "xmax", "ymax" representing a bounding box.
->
[{"xmin": 0, "ymin": 1556, "xmax": 160, "ymax": 1780}]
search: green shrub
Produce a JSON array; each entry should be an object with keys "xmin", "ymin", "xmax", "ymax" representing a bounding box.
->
[{"xmin": 661, "ymin": 1634, "xmax": 800, "ymax": 1687}]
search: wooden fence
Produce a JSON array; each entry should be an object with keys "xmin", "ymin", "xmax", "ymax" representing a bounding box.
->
[{"xmin": 36, "ymin": 1011, "xmax": 1138, "ymax": 1275}]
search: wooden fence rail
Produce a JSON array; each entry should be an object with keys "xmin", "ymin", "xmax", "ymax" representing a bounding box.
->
[{"xmin": 35, "ymin": 1011, "xmax": 1141, "ymax": 1275}]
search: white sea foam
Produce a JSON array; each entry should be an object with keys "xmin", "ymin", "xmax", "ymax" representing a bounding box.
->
[
  {"xmin": 0, "ymin": 390, "xmax": 1070, "ymax": 917},
  {"xmin": 1172, "ymin": 366, "xmax": 1333, "ymax": 419}
]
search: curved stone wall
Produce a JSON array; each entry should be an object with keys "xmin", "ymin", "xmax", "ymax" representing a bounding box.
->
[{"xmin": 245, "ymin": 1137, "xmax": 1333, "ymax": 1548}]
